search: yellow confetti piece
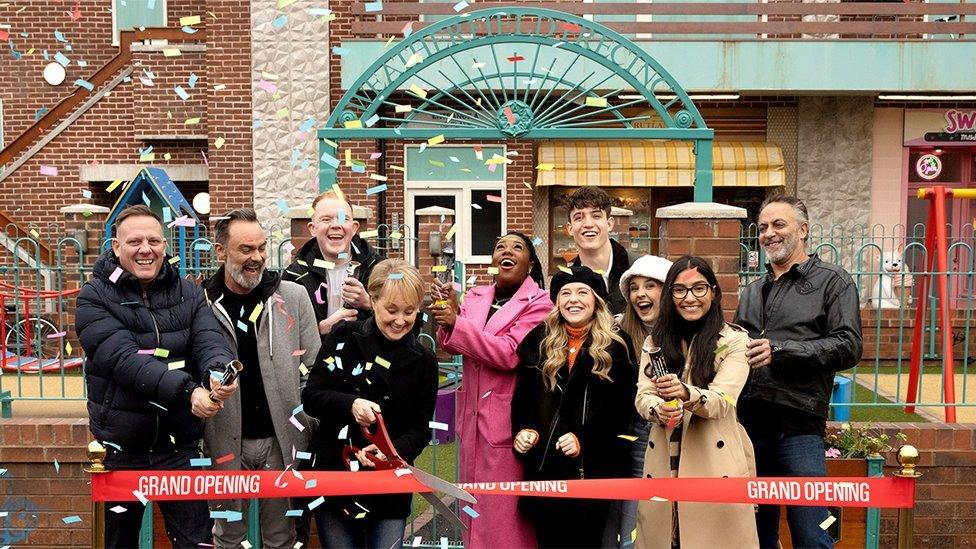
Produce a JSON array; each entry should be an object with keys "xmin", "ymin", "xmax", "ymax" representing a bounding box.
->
[
  {"xmin": 26, "ymin": 48, "xmax": 34, "ymax": 55},
  {"xmin": 558, "ymin": 265, "xmax": 573, "ymax": 274},
  {"xmin": 106, "ymin": 178, "xmax": 124, "ymax": 192},
  {"xmin": 140, "ymin": 153, "xmax": 155, "ymax": 162},
  {"xmin": 184, "ymin": 117, "xmax": 200, "ymax": 125},
  {"xmin": 207, "ymin": 10, "xmax": 218, "ymax": 19},
  {"xmin": 344, "ymin": 149, "xmax": 353, "ymax": 166},
  {"xmin": 369, "ymin": 174, "xmax": 388, "ymax": 181},
  {"xmin": 431, "ymin": 265, "xmax": 447, "ymax": 273},
  {"xmin": 313, "ymin": 258, "xmax": 336, "ymax": 270},
  {"xmin": 721, "ymin": 393, "xmax": 737, "ymax": 407},
  {"xmin": 29, "ymin": 229, "xmax": 39, "ymax": 238},
  {"xmin": 536, "ymin": 163, "xmax": 555, "ymax": 171},
  {"xmin": 819, "ymin": 514, "xmax": 836, "ymax": 530},
  {"xmin": 179, "ymin": 15, "xmax": 201, "ymax": 26},
  {"xmin": 168, "ymin": 360, "xmax": 185, "ymax": 370},
  {"xmin": 359, "ymin": 230, "xmax": 379, "ymax": 239},
  {"xmin": 241, "ymin": 540, "xmax": 253, "ymax": 549},
  {"xmin": 277, "ymin": 0, "xmax": 298, "ymax": 7},
  {"xmin": 365, "ymin": 362, "xmax": 373, "ymax": 371},
  {"xmin": 298, "ymin": 363, "xmax": 309, "ymax": 376},
  {"xmin": 485, "ymin": 156, "xmax": 507, "ymax": 165},
  {"xmin": 168, "ymin": 256, "xmax": 181, "ymax": 264},
  {"xmin": 375, "ymin": 356, "xmax": 391, "ymax": 369},
  {"xmin": 405, "ymin": 53, "xmax": 424, "ymax": 68},
  {"xmin": 384, "ymin": 35, "xmax": 396, "ymax": 48},
  {"xmin": 617, "ymin": 434, "xmax": 638, "ymax": 442},
  {"xmin": 389, "ymin": 165, "xmax": 405, "ymax": 172},
  {"xmin": 322, "ymin": 138, "xmax": 338, "ymax": 148},
  {"xmin": 154, "ymin": 348, "xmax": 170, "ymax": 358},
  {"xmin": 389, "ymin": 231, "xmax": 402, "ymax": 240},
  {"xmin": 409, "ymin": 84, "xmax": 427, "ymax": 99},
  {"xmin": 586, "ymin": 96, "xmax": 608, "ymax": 108},
  {"xmin": 344, "ymin": 120, "xmax": 363, "ymax": 129},
  {"xmin": 444, "ymin": 224, "xmax": 457, "ymax": 240},
  {"xmin": 162, "ymin": 48, "xmax": 182, "ymax": 57},
  {"xmin": 276, "ymin": 108, "xmax": 290, "ymax": 119},
  {"xmin": 486, "ymin": 267, "xmax": 499, "ymax": 275},
  {"xmin": 427, "ymin": 134, "xmax": 445, "ymax": 146},
  {"xmin": 395, "ymin": 104, "xmax": 412, "ymax": 113},
  {"xmin": 214, "ymin": 137, "xmax": 225, "ymax": 149},
  {"xmin": 65, "ymin": 341, "xmax": 72, "ymax": 356},
  {"xmin": 213, "ymin": 83, "xmax": 226, "ymax": 92},
  {"xmin": 163, "ymin": 153, "xmax": 171, "ymax": 161},
  {"xmin": 248, "ymin": 303, "xmax": 264, "ymax": 323}
]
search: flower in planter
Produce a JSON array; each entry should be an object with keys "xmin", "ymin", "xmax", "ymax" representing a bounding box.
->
[{"xmin": 824, "ymin": 423, "xmax": 908, "ymax": 459}]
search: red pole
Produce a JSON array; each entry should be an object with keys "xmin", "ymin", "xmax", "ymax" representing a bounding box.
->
[
  {"xmin": 932, "ymin": 186, "xmax": 957, "ymax": 422},
  {"xmin": 905, "ymin": 192, "xmax": 936, "ymax": 413}
]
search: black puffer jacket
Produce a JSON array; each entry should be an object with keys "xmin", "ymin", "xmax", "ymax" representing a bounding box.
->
[
  {"xmin": 76, "ymin": 251, "xmax": 235, "ymax": 452},
  {"xmin": 282, "ymin": 235, "xmax": 382, "ymax": 323},
  {"xmin": 734, "ymin": 254, "xmax": 862, "ymax": 424}
]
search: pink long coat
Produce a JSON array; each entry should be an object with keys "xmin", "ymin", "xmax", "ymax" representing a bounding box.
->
[{"xmin": 437, "ymin": 276, "xmax": 552, "ymax": 549}]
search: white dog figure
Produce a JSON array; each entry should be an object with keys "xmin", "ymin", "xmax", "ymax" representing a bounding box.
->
[{"xmin": 866, "ymin": 251, "xmax": 913, "ymax": 309}]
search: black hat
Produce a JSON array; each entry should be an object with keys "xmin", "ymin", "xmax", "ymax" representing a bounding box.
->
[{"xmin": 549, "ymin": 265, "xmax": 610, "ymax": 303}]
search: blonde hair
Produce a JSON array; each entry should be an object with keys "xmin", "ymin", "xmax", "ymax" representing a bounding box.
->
[
  {"xmin": 367, "ymin": 258, "xmax": 425, "ymax": 307},
  {"xmin": 538, "ymin": 293, "xmax": 626, "ymax": 391},
  {"xmin": 311, "ymin": 189, "xmax": 353, "ymax": 217}
]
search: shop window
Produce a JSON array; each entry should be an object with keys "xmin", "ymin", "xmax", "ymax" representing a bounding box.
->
[
  {"xmin": 404, "ymin": 145, "xmax": 506, "ymax": 265},
  {"xmin": 113, "ymin": 0, "xmax": 166, "ymax": 45}
]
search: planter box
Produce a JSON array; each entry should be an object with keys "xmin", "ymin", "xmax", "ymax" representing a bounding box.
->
[{"xmin": 776, "ymin": 458, "xmax": 874, "ymax": 549}]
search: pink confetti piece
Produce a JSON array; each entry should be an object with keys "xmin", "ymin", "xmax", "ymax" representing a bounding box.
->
[
  {"xmin": 314, "ymin": 282, "xmax": 328, "ymax": 305},
  {"xmin": 40, "ymin": 165, "xmax": 59, "ymax": 176},
  {"xmin": 109, "ymin": 266, "xmax": 124, "ymax": 283},
  {"xmin": 289, "ymin": 415, "xmax": 305, "ymax": 431},
  {"xmin": 370, "ymin": 152, "xmax": 383, "ymax": 160},
  {"xmin": 215, "ymin": 453, "xmax": 235, "ymax": 464},
  {"xmin": 258, "ymin": 80, "xmax": 278, "ymax": 94},
  {"xmin": 485, "ymin": 194, "xmax": 502, "ymax": 203},
  {"xmin": 137, "ymin": 349, "xmax": 156, "ymax": 355},
  {"xmin": 46, "ymin": 331, "xmax": 67, "ymax": 339},
  {"xmin": 503, "ymin": 107, "xmax": 516, "ymax": 125},
  {"xmin": 292, "ymin": 349, "xmax": 307, "ymax": 356}
]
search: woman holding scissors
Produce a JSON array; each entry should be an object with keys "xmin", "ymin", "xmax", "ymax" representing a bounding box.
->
[
  {"xmin": 302, "ymin": 259, "xmax": 438, "ymax": 549},
  {"xmin": 635, "ymin": 256, "xmax": 758, "ymax": 548},
  {"xmin": 430, "ymin": 231, "xmax": 552, "ymax": 549}
]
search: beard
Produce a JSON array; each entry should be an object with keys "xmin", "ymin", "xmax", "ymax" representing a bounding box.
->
[
  {"xmin": 228, "ymin": 261, "xmax": 265, "ymax": 291},
  {"xmin": 762, "ymin": 231, "xmax": 800, "ymax": 264}
]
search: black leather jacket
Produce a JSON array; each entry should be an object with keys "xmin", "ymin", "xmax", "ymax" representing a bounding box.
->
[{"xmin": 734, "ymin": 254, "xmax": 863, "ymax": 421}]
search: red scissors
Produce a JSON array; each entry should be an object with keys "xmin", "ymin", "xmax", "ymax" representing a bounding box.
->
[{"xmin": 343, "ymin": 411, "xmax": 476, "ymax": 529}]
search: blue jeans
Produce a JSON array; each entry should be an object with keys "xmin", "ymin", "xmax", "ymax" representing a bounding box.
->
[
  {"xmin": 314, "ymin": 507, "xmax": 405, "ymax": 549},
  {"xmin": 601, "ymin": 417, "xmax": 648, "ymax": 547},
  {"xmin": 752, "ymin": 433, "xmax": 834, "ymax": 549},
  {"xmin": 104, "ymin": 444, "xmax": 212, "ymax": 549}
]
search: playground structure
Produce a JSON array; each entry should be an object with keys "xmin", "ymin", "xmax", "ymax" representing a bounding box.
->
[
  {"xmin": 0, "ymin": 281, "xmax": 83, "ymax": 374},
  {"xmin": 905, "ymin": 186, "xmax": 976, "ymax": 423}
]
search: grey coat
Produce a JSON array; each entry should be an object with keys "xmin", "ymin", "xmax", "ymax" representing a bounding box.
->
[{"xmin": 202, "ymin": 270, "xmax": 322, "ymax": 471}]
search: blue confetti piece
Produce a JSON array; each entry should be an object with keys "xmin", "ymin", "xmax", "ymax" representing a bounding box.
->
[
  {"xmin": 253, "ymin": 119, "xmax": 263, "ymax": 129},
  {"xmin": 365, "ymin": 1, "xmax": 383, "ymax": 12},
  {"xmin": 351, "ymin": 364, "xmax": 364, "ymax": 376},
  {"xmin": 388, "ymin": 273, "xmax": 404, "ymax": 280},
  {"xmin": 54, "ymin": 30, "xmax": 66, "ymax": 42},
  {"xmin": 337, "ymin": 252, "xmax": 349, "ymax": 260},
  {"xmin": 194, "ymin": 242, "xmax": 212, "ymax": 251},
  {"xmin": 34, "ymin": 107, "xmax": 48, "ymax": 121},
  {"xmin": 365, "ymin": 184, "xmax": 388, "ymax": 195},
  {"xmin": 188, "ymin": 73, "xmax": 198, "ymax": 88},
  {"xmin": 297, "ymin": 451, "xmax": 312, "ymax": 460},
  {"xmin": 308, "ymin": 496, "xmax": 325, "ymax": 510},
  {"xmin": 338, "ymin": 210, "xmax": 346, "ymax": 224},
  {"xmin": 190, "ymin": 457, "xmax": 212, "ymax": 467},
  {"xmin": 533, "ymin": 236, "xmax": 543, "ymax": 246},
  {"xmin": 43, "ymin": 49, "xmax": 49, "ymax": 60},
  {"xmin": 103, "ymin": 441, "xmax": 122, "ymax": 451},
  {"xmin": 62, "ymin": 515, "xmax": 82, "ymax": 524},
  {"xmin": 299, "ymin": 117, "xmax": 316, "ymax": 132},
  {"xmin": 236, "ymin": 320, "xmax": 249, "ymax": 332},
  {"xmin": 291, "ymin": 148, "xmax": 300, "ymax": 167},
  {"xmin": 301, "ymin": 159, "xmax": 310, "ymax": 169},
  {"xmin": 335, "ymin": 356, "xmax": 343, "ymax": 371},
  {"xmin": 138, "ymin": 145, "xmax": 154, "ymax": 156},
  {"xmin": 147, "ymin": 0, "xmax": 156, "ymax": 9},
  {"xmin": 336, "ymin": 342, "xmax": 345, "ymax": 351},
  {"xmin": 210, "ymin": 510, "xmax": 243, "ymax": 522},
  {"xmin": 54, "ymin": 459, "xmax": 60, "ymax": 473},
  {"xmin": 273, "ymin": 15, "xmax": 288, "ymax": 28},
  {"xmin": 285, "ymin": 509, "xmax": 304, "ymax": 517},
  {"xmin": 276, "ymin": 198, "xmax": 290, "ymax": 213},
  {"xmin": 292, "ymin": 404, "xmax": 304, "ymax": 416},
  {"xmin": 309, "ymin": 7, "xmax": 331, "ymax": 16},
  {"xmin": 174, "ymin": 86, "xmax": 190, "ymax": 100},
  {"xmin": 332, "ymin": 47, "xmax": 350, "ymax": 56},
  {"xmin": 182, "ymin": 25, "xmax": 198, "ymax": 34},
  {"xmin": 351, "ymin": 164, "xmax": 366, "ymax": 173},
  {"xmin": 365, "ymin": 114, "xmax": 380, "ymax": 127},
  {"xmin": 162, "ymin": 207, "xmax": 172, "ymax": 223},
  {"xmin": 320, "ymin": 152, "xmax": 340, "ymax": 168},
  {"xmin": 54, "ymin": 51, "xmax": 70, "ymax": 66},
  {"xmin": 462, "ymin": 505, "xmax": 479, "ymax": 518},
  {"xmin": 74, "ymin": 79, "xmax": 94, "ymax": 91}
]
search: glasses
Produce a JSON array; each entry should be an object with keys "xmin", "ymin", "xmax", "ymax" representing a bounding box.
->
[{"xmin": 670, "ymin": 283, "xmax": 712, "ymax": 299}]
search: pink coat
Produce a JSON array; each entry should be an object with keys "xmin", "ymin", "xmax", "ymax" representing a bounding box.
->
[{"xmin": 437, "ymin": 276, "xmax": 552, "ymax": 549}]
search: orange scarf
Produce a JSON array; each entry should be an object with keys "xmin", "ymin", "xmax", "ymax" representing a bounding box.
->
[{"xmin": 566, "ymin": 324, "xmax": 590, "ymax": 371}]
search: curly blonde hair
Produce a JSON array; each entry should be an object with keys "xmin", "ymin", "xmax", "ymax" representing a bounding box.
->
[{"xmin": 538, "ymin": 293, "xmax": 626, "ymax": 391}]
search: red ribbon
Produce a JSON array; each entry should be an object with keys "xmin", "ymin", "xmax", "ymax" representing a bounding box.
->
[{"xmin": 91, "ymin": 470, "xmax": 916, "ymax": 509}]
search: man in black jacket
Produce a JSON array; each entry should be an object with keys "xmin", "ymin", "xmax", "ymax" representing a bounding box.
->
[
  {"xmin": 283, "ymin": 190, "xmax": 382, "ymax": 334},
  {"xmin": 76, "ymin": 205, "xmax": 238, "ymax": 548},
  {"xmin": 566, "ymin": 187, "xmax": 634, "ymax": 315},
  {"xmin": 734, "ymin": 196, "xmax": 862, "ymax": 549}
]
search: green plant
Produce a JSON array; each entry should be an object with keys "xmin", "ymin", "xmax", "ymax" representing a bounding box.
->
[{"xmin": 824, "ymin": 423, "xmax": 907, "ymax": 459}]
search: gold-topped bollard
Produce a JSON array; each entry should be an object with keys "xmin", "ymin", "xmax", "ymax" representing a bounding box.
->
[
  {"xmin": 86, "ymin": 441, "xmax": 108, "ymax": 549},
  {"xmin": 893, "ymin": 445, "xmax": 922, "ymax": 549}
]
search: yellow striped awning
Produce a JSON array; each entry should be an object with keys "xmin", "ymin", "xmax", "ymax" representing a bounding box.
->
[{"xmin": 535, "ymin": 141, "xmax": 786, "ymax": 188}]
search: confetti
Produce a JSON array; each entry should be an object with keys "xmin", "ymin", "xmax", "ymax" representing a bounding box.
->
[
  {"xmin": 453, "ymin": 0, "xmax": 469, "ymax": 12},
  {"xmin": 162, "ymin": 48, "xmax": 182, "ymax": 57},
  {"xmin": 308, "ymin": 496, "xmax": 325, "ymax": 510},
  {"xmin": 409, "ymin": 84, "xmax": 427, "ymax": 99},
  {"xmin": 462, "ymin": 505, "xmax": 479, "ymax": 518},
  {"xmin": 395, "ymin": 104, "xmax": 412, "ymax": 113},
  {"xmin": 617, "ymin": 434, "xmax": 639, "ymax": 442},
  {"xmin": 39, "ymin": 165, "xmax": 58, "ymax": 176},
  {"xmin": 175, "ymin": 86, "xmax": 190, "ymax": 100},
  {"xmin": 412, "ymin": 536, "xmax": 423, "ymax": 547},
  {"xmin": 365, "ymin": 0, "xmax": 383, "ymax": 12},
  {"xmin": 366, "ymin": 184, "xmax": 388, "ymax": 195},
  {"xmin": 343, "ymin": 120, "xmax": 363, "ymax": 129},
  {"xmin": 53, "ymin": 459, "xmax": 60, "ymax": 473},
  {"xmin": 133, "ymin": 490, "xmax": 149, "ymax": 505},
  {"xmin": 586, "ymin": 97, "xmax": 608, "ymax": 108},
  {"xmin": 215, "ymin": 453, "xmax": 235, "ymax": 464},
  {"xmin": 62, "ymin": 515, "xmax": 82, "ymax": 524},
  {"xmin": 168, "ymin": 361, "xmax": 185, "ymax": 370},
  {"xmin": 486, "ymin": 267, "xmax": 499, "ymax": 275},
  {"xmin": 285, "ymin": 509, "xmax": 304, "ymax": 517},
  {"xmin": 109, "ymin": 267, "xmax": 124, "ymax": 283},
  {"xmin": 289, "ymin": 415, "xmax": 305, "ymax": 431},
  {"xmin": 242, "ymin": 541, "xmax": 252, "ymax": 549},
  {"xmin": 375, "ymin": 356, "xmax": 391, "ymax": 369},
  {"xmin": 74, "ymin": 79, "xmax": 94, "ymax": 91},
  {"xmin": 507, "ymin": 54, "xmax": 525, "ymax": 62},
  {"xmin": 180, "ymin": 15, "xmax": 202, "ymax": 26},
  {"xmin": 190, "ymin": 457, "xmax": 212, "ymax": 467},
  {"xmin": 109, "ymin": 505, "xmax": 127, "ymax": 514},
  {"xmin": 248, "ymin": 303, "xmax": 264, "ymax": 323},
  {"xmin": 405, "ymin": 53, "xmax": 423, "ymax": 67},
  {"xmin": 536, "ymin": 163, "xmax": 555, "ymax": 171},
  {"xmin": 153, "ymin": 348, "xmax": 170, "ymax": 358},
  {"xmin": 429, "ymin": 421, "xmax": 449, "ymax": 431},
  {"xmin": 819, "ymin": 514, "xmax": 837, "ymax": 530}
]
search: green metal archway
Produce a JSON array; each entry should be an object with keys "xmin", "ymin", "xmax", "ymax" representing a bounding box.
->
[{"xmin": 320, "ymin": 7, "xmax": 715, "ymax": 201}]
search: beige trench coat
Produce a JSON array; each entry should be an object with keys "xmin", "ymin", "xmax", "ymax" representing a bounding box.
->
[{"xmin": 635, "ymin": 324, "xmax": 759, "ymax": 549}]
